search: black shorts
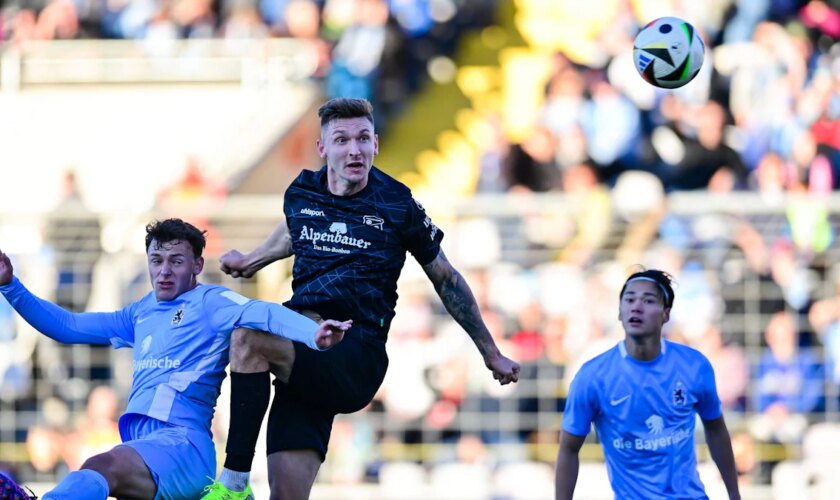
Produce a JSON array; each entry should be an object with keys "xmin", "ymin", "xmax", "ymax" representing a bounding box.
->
[{"xmin": 265, "ymin": 331, "xmax": 388, "ymax": 460}]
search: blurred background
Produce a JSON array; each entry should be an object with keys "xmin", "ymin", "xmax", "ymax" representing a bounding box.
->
[{"xmin": 0, "ymin": 0, "xmax": 839, "ymax": 498}]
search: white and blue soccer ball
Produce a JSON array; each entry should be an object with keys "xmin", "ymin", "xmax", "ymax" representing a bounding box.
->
[{"xmin": 633, "ymin": 17, "xmax": 705, "ymax": 89}]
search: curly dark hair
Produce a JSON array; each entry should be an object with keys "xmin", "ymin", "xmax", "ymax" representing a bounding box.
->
[
  {"xmin": 620, "ymin": 268, "xmax": 676, "ymax": 308},
  {"xmin": 145, "ymin": 219, "xmax": 206, "ymax": 258}
]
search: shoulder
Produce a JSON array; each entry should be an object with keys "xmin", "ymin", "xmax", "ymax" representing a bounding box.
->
[
  {"xmin": 369, "ymin": 166, "xmax": 413, "ymax": 199},
  {"xmin": 370, "ymin": 167, "xmax": 411, "ymax": 196},
  {"xmin": 665, "ymin": 340, "xmax": 714, "ymax": 370},
  {"xmin": 665, "ymin": 340, "xmax": 708, "ymax": 360},
  {"xmin": 367, "ymin": 167, "xmax": 431, "ymax": 227},
  {"xmin": 194, "ymin": 285, "xmax": 250, "ymax": 306},
  {"xmin": 289, "ymin": 167, "xmax": 326, "ymax": 192},
  {"xmin": 577, "ymin": 344, "xmax": 621, "ymax": 378}
]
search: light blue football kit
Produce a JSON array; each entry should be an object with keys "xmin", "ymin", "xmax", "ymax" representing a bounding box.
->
[
  {"xmin": 0, "ymin": 277, "xmax": 323, "ymax": 500},
  {"xmin": 562, "ymin": 339, "xmax": 722, "ymax": 499}
]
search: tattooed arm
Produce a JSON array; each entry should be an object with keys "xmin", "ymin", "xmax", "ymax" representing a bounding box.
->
[{"xmin": 422, "ymin": 249, "xmax": 520, "ymax": 385}]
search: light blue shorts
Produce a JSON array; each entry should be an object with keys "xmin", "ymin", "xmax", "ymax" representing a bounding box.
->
[{"xmin": 119, "ymin": 413, "xmax": 216, "ymax": 500}]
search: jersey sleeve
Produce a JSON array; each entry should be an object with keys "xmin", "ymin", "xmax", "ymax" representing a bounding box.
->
[
  {"xmin": 561, "ymin": 364, "xmax": 598, "ymax": 436},
  {"xmin": 401, "ymin": 198, "xmax": 444, "ymax": 265},
  {"xmin": 205, "ymin": 288, "xmax": 323, "ymax": 350},
  {"xmin": 0, "ymin": 276, "xmax": 135, "ymax": 347},
  {"xmin": 695, "ymin": 356, "xmax": 723, "ymax": 420}
]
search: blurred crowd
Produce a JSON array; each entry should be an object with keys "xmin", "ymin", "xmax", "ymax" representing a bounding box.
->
[
  {"xmin": 0, "ymin": 0, "xmax": 497, "ymax": 133},
  {"xmin": 471, "ymin": 0, "xmax": 840, "ymax": 197}
]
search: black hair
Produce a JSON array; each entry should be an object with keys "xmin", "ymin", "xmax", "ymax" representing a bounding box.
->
[
  {"xmin": 620, "ymin": 268, "xmax": 675, "ymax": 308},
  {"xmin": 317, "ymin": 98, "xmax": 375, "ymax": 130},
  {"xmin": 145, "ymin": 219, "xmax": 206, "ymax": 258}
]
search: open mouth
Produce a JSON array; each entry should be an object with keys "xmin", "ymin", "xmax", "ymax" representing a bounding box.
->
[{"xmin": 628, "ymin": 318, "xmax": 643, "ymax": 326}]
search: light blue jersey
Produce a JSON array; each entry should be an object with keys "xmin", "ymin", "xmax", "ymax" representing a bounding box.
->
[
  {"xmin": 562, "ymin": 340, "xmax": 721, "ymax": 499},
  {"xmin": 0, "ymin": 277, "xmax": 321, "ymax": 439}
]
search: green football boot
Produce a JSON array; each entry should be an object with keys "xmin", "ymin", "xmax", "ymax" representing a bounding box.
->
[{"xmin": 200, "ymin": 481, "xmax": 255, "ymax": 500}]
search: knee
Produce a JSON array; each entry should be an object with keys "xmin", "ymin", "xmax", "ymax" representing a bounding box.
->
[
  {"xmin": 80, "ymin": 452, "xmax": 118, "ymax": 480},
  {"xmin": 231, "ymin": 328, "xmax": 266, "ymax": 367}
]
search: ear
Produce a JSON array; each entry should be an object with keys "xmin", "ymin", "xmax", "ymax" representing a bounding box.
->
[
  {"xmin": 374, "ymin": 134, "xmax": 379, "ymax": 156},
  {"xmin": 316, "ymin": 139, "xmax": 326, "ymax": 159},
  {"xmin": 662, "ymin": 308, "xmax": 670, "ymax": 324},
  {"xmin": 194, "ymin": 256, "xmax": 205, "ymax": 276}
]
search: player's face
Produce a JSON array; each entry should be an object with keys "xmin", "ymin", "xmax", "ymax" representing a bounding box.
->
[
  {"xmin": 317, "ymin": 117, "xmax": 378, "ymax": 195},
  {"xmin": 618, "ymin": 280, "xmax": 670, "ymax": 337},
  {"xmin": 147, "ymin": 239, "xmax": 204, "ymax": 302}
]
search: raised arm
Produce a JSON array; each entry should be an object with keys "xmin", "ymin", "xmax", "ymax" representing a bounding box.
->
[
  {"xmin": 555, "ymin": 430, "xmax": 586, "ymax": 500},
  {"xmin": 207, "ymin": 288, "xmax": 350, "ymax": 350},
  {"xmin": 0, "ymin": 250, "xmax": 127, "ymax": 345},
  {"xmin": 421, "ymin": 249, "xmax": 519, "ymax": 385},
  {"xmin": 702, "ymin": 416, "xmax": 741, "ymax": 500},
  {"xmin": 220, "ymin": 221, "xmax": 293, "ymax": 278}
]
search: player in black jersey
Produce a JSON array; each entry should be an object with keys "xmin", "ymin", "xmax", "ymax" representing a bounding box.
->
[{"xmin": 202, "ymin": 98, "xmax": 520, "ymax": 500}]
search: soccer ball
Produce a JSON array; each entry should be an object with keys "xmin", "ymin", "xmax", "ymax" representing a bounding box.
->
[{"xmin": 633, "ymin": 17, "xmax": 705, "ymax": 89}]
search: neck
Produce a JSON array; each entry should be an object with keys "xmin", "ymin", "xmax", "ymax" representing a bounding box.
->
[
  {"xmin": 326, "ymin": 171, "xmax": 367, "ymax": 197},
  {"xmin": 623, "ymin": 334, "xmax": 662, "ymax": 361}
]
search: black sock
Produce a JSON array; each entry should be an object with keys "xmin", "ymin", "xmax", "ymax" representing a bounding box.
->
[{"xmin": 223, "ymin": 371, "xmax": 270, "ymax": 472}]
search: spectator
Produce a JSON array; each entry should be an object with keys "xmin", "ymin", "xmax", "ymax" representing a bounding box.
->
[
  {"xmin": 750, "ymin": 311, "xmax": 824, "ymax": 444},
  {"xmin": 808, "ymin": 266, "xmax": 840, "ymax": 388},
  {"xmin": 23, "ymin": 425, "xmax": 69, "ymax": 482},
  {"xmin": 694, "ymin": 323, "xmax": 750, "ymax": 412},
  {"xmin": 61, "ymin": 385, "xmax": 122, "ymax": 471}
]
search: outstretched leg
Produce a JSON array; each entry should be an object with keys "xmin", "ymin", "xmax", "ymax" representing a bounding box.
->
[
  {"xmin": 44, "ymin": 445, "xmax": 155, "ymax": 500},
  {"xmin": 206, "ymin": 328, "xmax": 295, "ymax": 498}
]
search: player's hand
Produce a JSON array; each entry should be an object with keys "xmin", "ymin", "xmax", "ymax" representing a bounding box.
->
[
  {"xmin": 0, "ymin": 251, "xmax": 13, "ymax": 286},
  {"xmin": 219, "ymin": 250, "xmax": 253, "ymax": 278},
  {"xmin": 486, "ymin": 353, "xmax": 520, "ymax": 385},
  {"xmin": 315, "ymin": 319, "xmax": 352, "ymax": 349}
]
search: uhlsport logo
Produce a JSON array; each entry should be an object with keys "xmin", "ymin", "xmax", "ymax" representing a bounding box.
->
[{"xmin": 301, "ymin": 208, "xmax": 325, "ymax": 217}]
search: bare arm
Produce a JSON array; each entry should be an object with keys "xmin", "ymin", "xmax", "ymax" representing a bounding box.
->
[
  {"xmin": 220, "ymin": 221, "xmax": 293, "ymax": 278},
  {"xmin": 703, "ymin": 416, "xmax": 741, "ymax": 500},
  {"xmin": 421, "ymin": 249, "xmax": 520, "ymax": 384},
  {"xmin": 555, "ymin": 430, "xmax": 586, "ymax": 500}
]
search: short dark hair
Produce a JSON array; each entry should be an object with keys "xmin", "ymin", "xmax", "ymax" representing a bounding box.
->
[
  {"xmin": 620, "ymin": 268, "xmax": 675, "ymax": 308},
  {"xmin": 145, "ymin": 219, "xmax": 206, "ymax": 258},
  {"xmin": 317, "ymin": 98, "xmax": 374, "ymax": 129}
]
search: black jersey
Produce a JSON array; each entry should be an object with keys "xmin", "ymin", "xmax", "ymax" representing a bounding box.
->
[{"xmin": 282, "ymin": 166, "xmax": 443, "ymax": 341}]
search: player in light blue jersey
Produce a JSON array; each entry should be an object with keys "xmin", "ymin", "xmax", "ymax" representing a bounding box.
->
[
  {"xmin": 0, "ymin": 219, "xmax": 350, "ymax": 500},
  {"xmin": 556, "ymin": 268, "xmax": 741, "ymax": 500}
]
